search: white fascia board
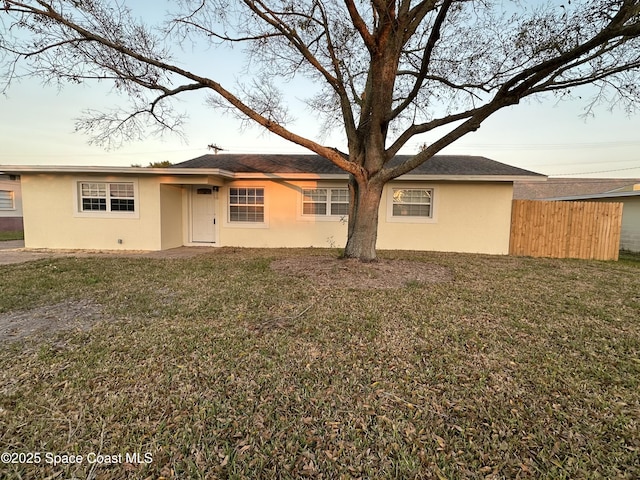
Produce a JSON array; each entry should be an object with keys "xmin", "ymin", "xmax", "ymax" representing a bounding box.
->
[
  {"xmin": 230, "ymin": 172, "xmax": 348, "ymax": 180},
  {"xmin": 0, "ymin": 166, "xmax": 547, "ymax": 183},
  {"xmin": 155, "ymin": 168, "xmax": 235, "ymax": 178},
  {"xmin": 396, "ymin": 174, "xmax": 548, "ymax": 182},
  {"xmin": 0, "ymin": 165, "xmax": 235, "ymax": 178},
  {"xmin": 232, "ymin": 173, "xmax": 548, "ymax": 182}
]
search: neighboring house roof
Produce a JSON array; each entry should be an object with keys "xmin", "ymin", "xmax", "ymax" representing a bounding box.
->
[
  {"xmin": 514, "ymin": 177, "xmax": 640, "ymax": 200},
  {"xmin": 545, "ymin": 189, "xmax": 640, "ymax": 201},
  {"xmin": 172, "ymin": 154, "xmax": 544, "ymax": 179}
]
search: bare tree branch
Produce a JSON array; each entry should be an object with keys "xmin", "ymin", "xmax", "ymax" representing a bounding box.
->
[
  {"xmin": 2, "ymin": 0, "xmax": 640, "ymax": 258},
  {"xmin": 344, "ymin": 0, "xmax": 375, "ymax": 52},
  {"xmin": 389, "ymin": 0, "xmax": 457, "ymax": 121}
]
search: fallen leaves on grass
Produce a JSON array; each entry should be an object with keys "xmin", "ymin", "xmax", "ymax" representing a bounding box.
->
[{"xmin": 0, "ymin": 249, "xmax": 638, "ymax": 479}]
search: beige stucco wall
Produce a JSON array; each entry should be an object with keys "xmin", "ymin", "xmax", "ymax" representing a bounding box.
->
[
  {"xmin": 21, "ymin": 174, "xmax": 163, "ymax": 250},
  {"xmin": 19, "ymin": 173, "xmax": 516, "ymax": 255},
  {"xmin": 218, "ymin": 180, "xmax": 514, "ymax": 255},
  {"xmin": 160, "ymin": 184, "xmax": 184, "ymax": 250},
  {"xmin": 218, "ymin": 180, "xmax": 348, "ymax": 249},
  {"xmin": 377, "ymin": 181, "xmax": 514, "ymax": 254}
]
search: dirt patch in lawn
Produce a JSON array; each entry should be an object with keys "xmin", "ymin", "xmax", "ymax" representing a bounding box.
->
[
  {"xmin": 271, "ymin": 255, "xmax": 453, "ymax": 289},
  {"xmin": 0, "ymin": 299, "xmax": 105, "ymax": 344}
]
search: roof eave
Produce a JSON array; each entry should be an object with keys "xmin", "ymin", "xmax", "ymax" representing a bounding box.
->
[
  {"xmin": 233, "ymin": 173, "xmax": 548, "ymax": 181},
  {"xmin": 0, "ymin": 166, "xmax": 547, "ymax": 182},
  {"xmin": 0, "ymin": 165, "xmax": 235, "ymax": 178},
  {"xmin": 231, "ymin": 172, "xmax": 347, "ymax": 180},
  {"xmin": 396, "ymin": 174, "xmax": 548, "ymax": 182}
]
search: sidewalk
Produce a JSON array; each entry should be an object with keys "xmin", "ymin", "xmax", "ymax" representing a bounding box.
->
[
  {"xmin": 0, "ymin": 239, "xmax": 54, "ymax": 265},
  {"xmin": 0, "ymin": 240, "xmax": 25, "ymax": 250}
]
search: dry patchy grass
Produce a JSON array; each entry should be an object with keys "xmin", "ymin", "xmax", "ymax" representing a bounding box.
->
[{"xmin": 0, "ymin": 249, "xmax": 638, "ymax": 479}]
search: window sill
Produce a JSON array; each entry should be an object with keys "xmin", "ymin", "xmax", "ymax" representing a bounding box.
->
[
  {"xmin": 386, "ymin": 215, "xmax": 436, "ymax": 224},
  {"xmin": 224, "ymin": 221, "xmax": 269, "ymax": 229},
  {"xmin": 73, "ymin": 211, "xmax": 139, "ymax": 219}
]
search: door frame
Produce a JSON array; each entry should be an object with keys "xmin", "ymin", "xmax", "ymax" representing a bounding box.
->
[{"xmin": 189, "ymin": 185, "xmax": 218, "ymax": 244}]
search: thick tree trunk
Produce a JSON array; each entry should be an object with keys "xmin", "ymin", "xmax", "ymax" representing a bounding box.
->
[{"xmin": 342, "ymin": 178, "xmax": 385, "ymax": 261}]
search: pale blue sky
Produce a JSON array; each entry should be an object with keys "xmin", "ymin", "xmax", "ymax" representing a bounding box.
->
[{"xmin": 1, "ymin": 1, "xmax": 639, "ymax": 178}]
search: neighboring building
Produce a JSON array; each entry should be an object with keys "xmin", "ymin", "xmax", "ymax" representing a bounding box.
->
[
  {"xmin": 1, "ymin": 154, "xmax": 544, "ymax": 254},
  {"xmin": 0, "ymin": 174, "xmax": 23, "ymax": 232},
  {"xmin": 515, "ymin": 178, "xmax": 640, "ymax": 253},
  {"xmin": 514, "ymin": 177, "xmax": 640, "ymax": 200}
]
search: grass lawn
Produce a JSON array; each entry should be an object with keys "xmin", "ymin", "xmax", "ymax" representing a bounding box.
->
[
  {"xmin": 0, "ymin": 231, "xmax": 23, "ymax": 241},
  {"xmin": 0, "ymin": 249, "xmax": 638, "ymax": 479}
]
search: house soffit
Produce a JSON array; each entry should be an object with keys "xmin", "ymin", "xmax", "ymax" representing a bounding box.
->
[{"xmin": 0, "ymin": 166, "xmax": 235, "ymax": 179}]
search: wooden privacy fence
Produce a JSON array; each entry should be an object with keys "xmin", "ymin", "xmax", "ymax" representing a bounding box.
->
[{"xmin": 509, "ymin": 200, "xmax": 623, "ymax": 261}]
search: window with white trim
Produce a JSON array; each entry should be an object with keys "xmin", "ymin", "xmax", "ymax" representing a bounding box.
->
[
  {"xmin": 392, "ymin": 188, "xmax": 433, "ymax": 218},
  {"xmin": 0, "ymin": 190, "xmax": 14, "ymax": 210},
  {"xmin": 79, "ymin": 182, "xmax": 135, "ymax": 213},
  {"xmin": 302, "ymin": 188, "xmax": 349, "ymax": 216},
  {"xmin": 229, "ymin": 187, "xmax": 264, "ymax": 222}
]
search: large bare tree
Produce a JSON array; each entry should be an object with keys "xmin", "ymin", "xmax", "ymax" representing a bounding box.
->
[{"xmin": 2, "ymin": 1, "xmax": 639, "ymax": 260}]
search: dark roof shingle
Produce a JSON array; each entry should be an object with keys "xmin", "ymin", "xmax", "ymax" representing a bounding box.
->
[{"xmin": 173, "ymin": 154, "xmax": 543, "ymax": 177}]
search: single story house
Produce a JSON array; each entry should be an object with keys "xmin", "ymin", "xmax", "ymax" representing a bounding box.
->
[
  {"xmin": 515, "ymin": 178, "xmax": 640, "ymax": 253},
  {"xmin": 1, "ymin": 154, "xmax": 544, "ymax": 254},
  {"xmin": 0, "ymin": 174, "xmax": 23, "ymax": 232}
]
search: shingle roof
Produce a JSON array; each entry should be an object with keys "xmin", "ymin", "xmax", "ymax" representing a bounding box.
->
[
  {"xmin": 172, "ymin": 154, "xmax": 544, "ymax": 177},
  {"xmin": 513, "ymin": 178, "xmax": 640, "ymax": 200}
]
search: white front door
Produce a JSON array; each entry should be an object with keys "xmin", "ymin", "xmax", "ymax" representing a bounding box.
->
[{"xmin": 191, "ymin": 187, "xmax": 216, "ymax": 243}]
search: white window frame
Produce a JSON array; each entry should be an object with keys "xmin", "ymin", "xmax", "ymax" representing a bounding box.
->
[
  {"xmin": 225, "ymin": 185, "xmax": 268, "ymax": 228},
  {"xmin": 386, "ymin": 185, "xmax": 437, "ymax": 223},
  {"xmin": 298, "ymin": 185, "xmax": 349, "ymax": 222},
  {"xmin": 0, "ymin": 190, "xmax": 15, "ymax": 210},
  {"xmin": 73, "ymin": 180, "xmax": 139, "ymax": 218}
]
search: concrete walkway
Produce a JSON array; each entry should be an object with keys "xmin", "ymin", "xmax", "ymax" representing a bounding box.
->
[
  {"xmin": 0, "ymin": 241, "xmax": 219, "ymax": 265},
  {"xmin": 0, "ymin": 240, "xmax": 25, "ymax": 250}
]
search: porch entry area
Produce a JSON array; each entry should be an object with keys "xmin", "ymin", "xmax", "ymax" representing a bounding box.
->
[{"xmin": 191, "ymin": 186, "xmax": 217, "ymax": 243}]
